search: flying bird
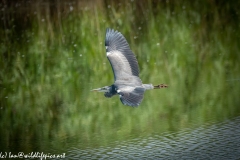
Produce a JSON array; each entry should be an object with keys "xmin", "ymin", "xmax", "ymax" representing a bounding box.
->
[{"xmin": 92, "ymin": 28, "xmax": 168, "ymax": 107}]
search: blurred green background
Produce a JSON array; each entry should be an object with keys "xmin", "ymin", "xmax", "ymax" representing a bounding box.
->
[{"xmin": 0, "ymin": 0, "xmax": 240, "ymax": 153}]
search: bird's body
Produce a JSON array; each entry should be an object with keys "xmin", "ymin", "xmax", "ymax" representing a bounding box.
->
[{"xmin": 92, "ymin": 28, "xmax": 167, "ymax": 107}]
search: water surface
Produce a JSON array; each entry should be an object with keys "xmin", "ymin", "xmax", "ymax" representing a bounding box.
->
[{"xmin": 52, "ymin": 116, "xmax": 240, "ymax": 159}]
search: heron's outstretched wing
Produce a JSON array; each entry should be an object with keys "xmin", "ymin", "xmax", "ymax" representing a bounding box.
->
[
  {"xmin": 118, "ymin": 87, "xmax": 145, "ymax": 107},
  {"xmin": 105, "ymin": 28, "xmax": 139, "ymax": 81}
]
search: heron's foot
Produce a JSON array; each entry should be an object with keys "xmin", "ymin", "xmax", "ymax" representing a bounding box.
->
[{"xmin": 154, "ymin": 84, "xmax": 168, "ymax": 89}]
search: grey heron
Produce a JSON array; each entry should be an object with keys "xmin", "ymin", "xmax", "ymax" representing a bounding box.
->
[{"xmin": 92, "ymin": 28, "xmax": 168, "ymax": 107}]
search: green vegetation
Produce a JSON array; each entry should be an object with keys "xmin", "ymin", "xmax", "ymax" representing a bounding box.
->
[{"xmin": 0, "ymin": 0, "xmax": 239, "ymax": 152}]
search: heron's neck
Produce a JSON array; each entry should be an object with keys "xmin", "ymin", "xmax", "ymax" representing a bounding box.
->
[{"xmin": 142, "ymin": 84, "xmax": 154, "ymax": 90}]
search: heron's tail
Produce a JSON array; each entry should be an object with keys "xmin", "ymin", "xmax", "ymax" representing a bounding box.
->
[{"xmin": 154, "ymin": 84, "xmax": 168, "ymax": 89}]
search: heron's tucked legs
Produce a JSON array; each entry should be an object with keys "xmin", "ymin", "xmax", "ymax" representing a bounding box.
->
[
  {"xmin": 154, "ymin": 84, "xmax": 168, "ymax": 89},
  {"xmin": 104, "ymin": 92, "xmax": 115, "ymax": 98}
]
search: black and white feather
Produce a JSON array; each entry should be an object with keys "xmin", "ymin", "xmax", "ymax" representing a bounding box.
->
[
  {"xmin": 105, "ymin": 28, "xmax": 140, "ymax": 80},
  {"xmin": 104, "ymin": 28, "xmax": 145, "ymax": 106},
  {"xmin": 118, "ymin": 87, "xmax": 145, "ymax": 107}
]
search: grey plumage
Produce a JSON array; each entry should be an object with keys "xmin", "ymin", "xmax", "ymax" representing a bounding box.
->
[
  {"xmin": 105, "ymin": 28, "xmax": 140, "ymax": 80},
  {"xmin": 92, "ymin": 28, "xmax": 168, "ymax": 107}
]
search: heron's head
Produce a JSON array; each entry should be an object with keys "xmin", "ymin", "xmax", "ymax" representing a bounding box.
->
[{"xmin": 91, "ymin": 86, "xmax": 110, "ymax": 92}]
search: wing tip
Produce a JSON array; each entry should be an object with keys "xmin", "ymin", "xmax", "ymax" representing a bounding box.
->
[
  {"xmin": 106, "ymin": 27, "xmax": 116, "ymax": 33},
  {"xmin": 106, "ymin": 27, "xmax": 113, "ymax": 33},
  {"xmin": 105, "ymin": 28, "xmax": 112, "ymax": 47},
  {"xmin": 106, "ymin": 28, "xmax": 116, "ymax": 37}
]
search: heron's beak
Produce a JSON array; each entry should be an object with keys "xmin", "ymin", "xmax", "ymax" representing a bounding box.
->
[
  {"xmin": 91, "ymin": 88, "xmax": 101, "ymax": 92},
  {"xmin": 91, "ymin": 88, "xmax": 105, "ymax": 92}
]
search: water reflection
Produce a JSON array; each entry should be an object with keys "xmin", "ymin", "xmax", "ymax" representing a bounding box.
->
[{"xmin": 66, "ymin": 116, "xmax": 240, "ymax": 159}]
